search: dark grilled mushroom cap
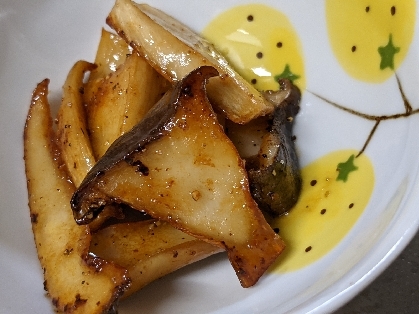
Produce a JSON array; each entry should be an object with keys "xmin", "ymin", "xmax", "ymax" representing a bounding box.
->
[{"xmin": 227, "ymin": 79, "xmax": 302, "ymax": 216}]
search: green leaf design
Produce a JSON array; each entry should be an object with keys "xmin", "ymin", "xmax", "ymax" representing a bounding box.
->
[
  {"xmin": 378, "ymin": 34, "xmax": 400, "ymax": 70},
  {"xmin": 336, "ymin": 154, "xmax": 358, "ymax": 182},
  {"xmin": 274, "ymin": 64, "xmax": 300, "ymax": 83}
]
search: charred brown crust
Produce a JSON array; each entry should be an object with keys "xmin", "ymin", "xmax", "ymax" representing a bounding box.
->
[{"xmin": 30, "ymin": 212, "xmax": 38, "ymax": 223}]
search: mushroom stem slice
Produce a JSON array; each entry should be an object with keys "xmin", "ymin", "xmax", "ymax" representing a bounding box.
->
[
  {"xmin": 106, "ymin": 0, "xmax": 274, "ymax": 124},
  {"xmin": 24, "ymin": 79, "xmax": 130, "ymax": 313},
  {"xmin": 91, "ymin": 220, "xmax": 223, "ymax": 297}
]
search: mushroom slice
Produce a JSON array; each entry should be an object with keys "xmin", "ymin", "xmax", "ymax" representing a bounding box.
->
[
  {"xmin": 106, "ymin": 0, "xmax": 274, "ymax": 124},
  {"xmin": 227, "ymin": 79, "xmax": 302, "ymax": 216},
  {"xmin": 56, "ymin": 60, "xmax": 97, "ymax": 187},
  {"xmin": 72, "ymin": 66, "xmax": 285, "ymax": 288},
  {"xmin": 87, "ymin": 51, "xmax": 169, "ymax": 159},
  {"xmin": 24, "ymin": 80, "xmax": 130, "ymax": 313},
  {"xmin": 84, "ymin": 28, "xmax": 133, "ymax": 113},
  {"xmin": 91, "ymin": 220, "xmax": 222, "ymax": 297}
]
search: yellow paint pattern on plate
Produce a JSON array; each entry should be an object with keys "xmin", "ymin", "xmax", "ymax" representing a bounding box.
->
[
  {"xmin": 203, "ymin": 4, "xmax": 305, "ymax": 91},
  {"xmin": 272, "ymin": 150, "xmax": 374, "ymax": 272},
  {"xmin": 326, "ymin": 0, "xmax": 416, "ymax": 82}
]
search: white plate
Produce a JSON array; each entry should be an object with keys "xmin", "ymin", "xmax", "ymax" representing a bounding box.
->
[{"xmin": 1, "ymin": 0, "xmax": 419, "ymax": 313}]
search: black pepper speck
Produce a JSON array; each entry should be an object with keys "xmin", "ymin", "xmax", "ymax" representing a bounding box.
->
[{"xmin": 391, "ymin": 6, "xmax": 396, "ymax": 15}]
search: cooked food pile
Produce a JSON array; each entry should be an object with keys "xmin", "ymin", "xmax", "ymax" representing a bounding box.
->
[{"xmin": 23, "ymin": 0, "xmax": 301, "ymax": 312}]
